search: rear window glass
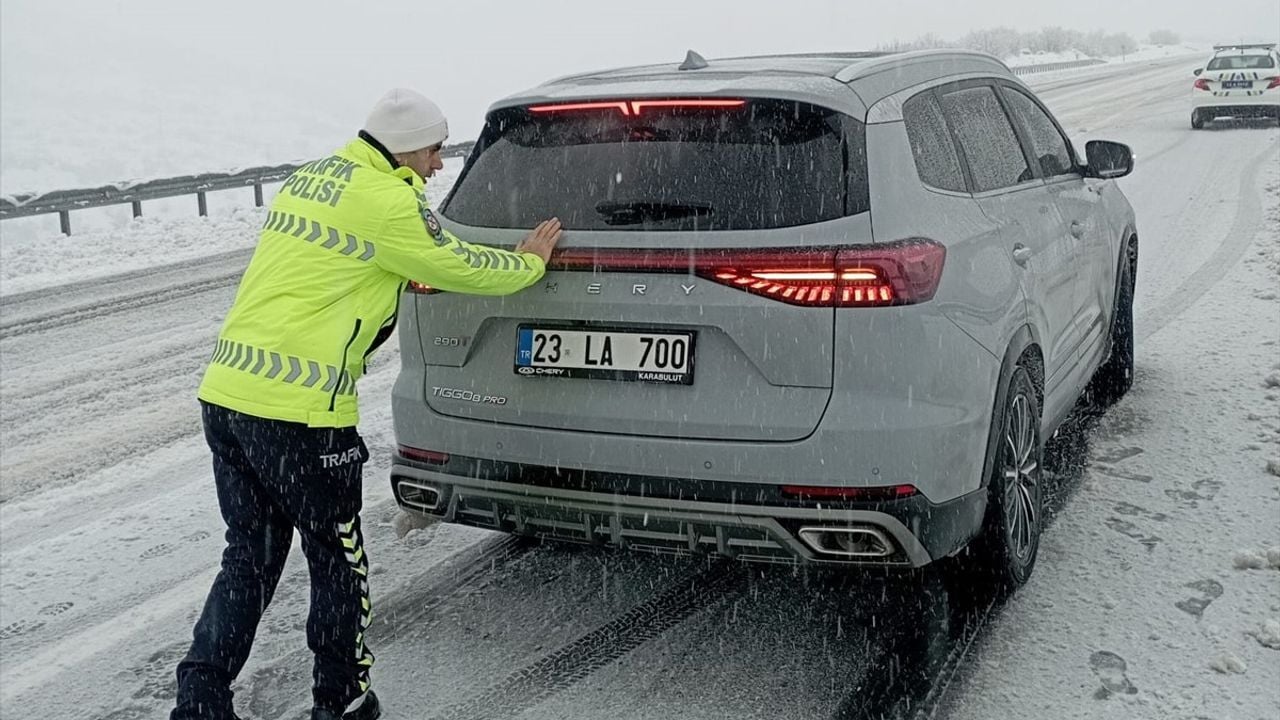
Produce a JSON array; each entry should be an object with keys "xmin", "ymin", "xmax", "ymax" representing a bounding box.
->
[
  {"xmin": 1207, "ymin": 55, "xmax": 1275, "ymax": 70},
  {"xmin": 441, "ymin": 99, "xmax": 866, "ymax": 231}
]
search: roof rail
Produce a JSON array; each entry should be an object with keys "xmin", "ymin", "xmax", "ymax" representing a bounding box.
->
[{"xmin": 1213, "ymin": 43, "xmax": 1277, "ymax": 51}]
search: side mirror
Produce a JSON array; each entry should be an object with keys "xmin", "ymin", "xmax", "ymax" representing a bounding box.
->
[
  {"xmin": 1194, "ymin": 68, "xmax": 1203, "ymax": 76},
  {"xmin": 1085, "ymin": 140, "xmax": 1134, "ymax": 180}
]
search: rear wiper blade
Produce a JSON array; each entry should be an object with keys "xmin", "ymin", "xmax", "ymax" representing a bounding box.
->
[{"xmin": 595, "ymin": 200, "xmax": 713, "ymax": 226}]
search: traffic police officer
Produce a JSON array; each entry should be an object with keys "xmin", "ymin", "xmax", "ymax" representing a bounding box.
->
[{"xmin": 171, "ymin": 88, "xmax": 562, "ymax": 720}]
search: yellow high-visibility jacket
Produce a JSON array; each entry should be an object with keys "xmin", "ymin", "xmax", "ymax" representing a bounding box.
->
[{"xmin": 198, "ymin": 136, "xmax": 544, "ymax": 427}]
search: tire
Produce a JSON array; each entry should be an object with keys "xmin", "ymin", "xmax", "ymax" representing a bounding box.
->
[
  {"xmin": 1191, "ymin": 110, "xmax": 1205, "ymax": 129},
  {"xmin": 1089, "ymin": 239, "xmax": 1136, "ymax": 407},
  {"xmin": 961, "ymin": 365, "xmax": 1044, "ymax": 590}
]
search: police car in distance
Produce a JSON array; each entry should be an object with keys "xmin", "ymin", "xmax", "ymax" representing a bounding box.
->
[{"xmin": 1191, "ymin": 43, "xmax": 1280, "ymax": 128}]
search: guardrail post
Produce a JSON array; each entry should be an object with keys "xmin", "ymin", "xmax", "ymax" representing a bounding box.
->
[
  {"xmin": 59, "ymin": 211, "xmax": 71, "ymax": 236},
  {"xmin": 253, "ymin": 183, "xmax": 264, "ymax": 207},
  {"xmin": 197, "ymin": 191, "xmax": 208, "ymax": 217},
  {"xmin": 132, "ymin": 201, "xmax": 143, "ymax": 219}
]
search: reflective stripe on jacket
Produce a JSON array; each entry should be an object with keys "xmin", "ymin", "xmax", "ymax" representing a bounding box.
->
[{"xmin": 198, "ymin": 136, "xmax": 545, "ymax": 427}]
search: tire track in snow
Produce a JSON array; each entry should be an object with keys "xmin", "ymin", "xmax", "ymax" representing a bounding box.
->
[
  {"xmin": 427, "ymin": 560, "xmax": 743, "ymax": 720},
  {"xmin": 0, "ymin": 249, "xmax": 250, "ymax": 337},
  {"xmin": 0, "ymin": 271, "xmax": 242, "ymax": 337},
  {"xmin": 1136, "ymin": 136, "xmax": 1280, "ymax": 341},
  {"xmin": 239, "ymin": 533, "xmax": 538, "ymax": 720}
]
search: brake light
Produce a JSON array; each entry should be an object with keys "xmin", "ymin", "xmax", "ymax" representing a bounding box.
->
[
  {"xmin": 547, "ymin": 240, "xmax": 945, "ymax": 308},
  {"xmin": 398, "ymin": 445, "xmax": 450, "ymax": 464},
  {"xmin": 408, "ymin": 281, "xmax": 440, "ymax": 294},
  {"xmin": 1194, "ymin": 78, "xmax": 1212, "ymax": 91},
  {"xmin": 1267, "ymin": 76, "xmax": 1280, "ymax": 90},
  {"xmin": 781, "ymin": 484, "xmax": 920, "ymax": 501},
  {"xmin": 528, "ymin": 98, "xmax": 746, "ymax": 116}
]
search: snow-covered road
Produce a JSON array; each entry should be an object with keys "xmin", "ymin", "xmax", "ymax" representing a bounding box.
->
[{"xmin": 1, "ymin": 54, "xmax": 1277, "ymax": 720}]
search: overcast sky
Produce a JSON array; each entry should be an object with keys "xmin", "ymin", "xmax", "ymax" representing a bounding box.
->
[{"xmin": 2, "ymin": 0, "xmax": 1277, "ymax": 189}]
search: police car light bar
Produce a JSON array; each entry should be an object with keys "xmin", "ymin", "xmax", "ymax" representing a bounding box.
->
[{"xmin": 1213, "ymin": 43, "xmax": 1277, "ymax": 51}]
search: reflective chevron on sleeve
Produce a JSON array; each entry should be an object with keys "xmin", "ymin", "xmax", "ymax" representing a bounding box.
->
[
  {"xmin": 208, "ymin": 339, "xmax": 358, "ymax": 396},
  {"xmin": 263, "ymin": 213, "xmax": 376, "ymax": 262}
]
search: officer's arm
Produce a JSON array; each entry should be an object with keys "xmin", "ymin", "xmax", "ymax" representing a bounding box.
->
[{"xmin": 373, "ymin": 201, "xmax": 545, "ymax": 295}]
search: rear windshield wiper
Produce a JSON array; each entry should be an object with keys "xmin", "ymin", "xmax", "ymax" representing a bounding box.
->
[{"xmin": 595, "ymin": 200, "xmax": 713, "ymax": 226}]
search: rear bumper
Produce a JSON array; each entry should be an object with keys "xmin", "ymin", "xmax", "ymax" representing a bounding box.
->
[
  {"xmin": 389, "ymin": 455, "xmax": 987, "ymax": 568},
  {"xmin": 392, "ymin": 308, "xmax": 999, "ymax": 505},
  {"xmin": 1192, "ymin": 93, "xmax": 1279, "ymax": 114}
]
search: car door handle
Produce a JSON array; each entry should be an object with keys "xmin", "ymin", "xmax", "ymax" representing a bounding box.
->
[
  {"xmin": 1070, "ymin": 221, "xmax": 1085, "ymax": 239},
  {"xmin": 1013, "ymin": 244, "xmax": 1032, "ymax": 266}
]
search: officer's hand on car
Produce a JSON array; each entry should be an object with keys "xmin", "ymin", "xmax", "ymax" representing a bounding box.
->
[{"xmin": 516, "ymin": 218, "xmax": 563, "ymax": 264}]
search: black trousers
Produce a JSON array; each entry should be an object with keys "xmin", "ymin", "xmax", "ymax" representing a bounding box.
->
[{"xmin": 172, "ymin": 402, "xmax": 374, "ymax": 719}]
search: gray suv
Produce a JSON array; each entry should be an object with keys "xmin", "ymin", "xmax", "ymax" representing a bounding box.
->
[{"xmin": 389, "ymin": 49, "xmax": 1137, "ymax": 586}]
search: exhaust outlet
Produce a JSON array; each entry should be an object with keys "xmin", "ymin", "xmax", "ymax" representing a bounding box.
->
[
  {"xmin": 798, "ymin": 526, "xmax": 895, "ymax": 558},
  {"xmin": 396, "ymin": 479, "xmax": 442, "ymax": 513}
]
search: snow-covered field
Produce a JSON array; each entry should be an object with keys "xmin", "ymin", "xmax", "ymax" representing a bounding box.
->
[
  {"xmin": 2, "ymin": 53, "xmax": 1278, "ymax": 720},
  {"xmin": 1003, "ymin": 42, "xmax": 1204, "ymax": 67}
]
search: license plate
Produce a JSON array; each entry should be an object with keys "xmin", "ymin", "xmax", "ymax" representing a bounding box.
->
[
  {"xmin": 1222, "ymin": 80, "xmax": 1252, "ymax": 89},
  {"xmin": 515, "ymin": 326, "xmax": 695, "ymax": 384}
]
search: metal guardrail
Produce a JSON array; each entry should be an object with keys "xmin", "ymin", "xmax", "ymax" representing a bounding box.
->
[
  {"xmin": 0, "ymin": 141, "xmax": 475, "ymax": 235},
  {"xmin": 1010, "ymin": 58, "xmax": 1106, "ymax": 76}
]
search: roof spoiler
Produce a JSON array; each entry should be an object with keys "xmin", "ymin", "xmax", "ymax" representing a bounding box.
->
[{"xmin": 1213, "ymin": 43, "xmax": 1277, "ymax": 51}]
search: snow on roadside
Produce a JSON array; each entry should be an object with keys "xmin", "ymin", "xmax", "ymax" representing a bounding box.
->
[
  {"xmin": 0, "ymin": 209, "xmax": 262, "ymax": 297},
  {"xmin": 1253, "ymin": 619, "xmax": 1280, "ymax": 650},
  {"xmin": 1004, "ymin": 43, "xmax": 1207, "ymax": 68},
  {"xmin": 0, "ymin": 159, "xmax": 462, "ymax": 298},
  {"xmin": 945, "ymin": 144, "xmax": 1280, "ymax": 720}
]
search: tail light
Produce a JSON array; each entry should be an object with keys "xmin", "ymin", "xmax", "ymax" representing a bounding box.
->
[
  {"xmin": 422, "ymin": 240, "xmax": 946, "ymax": 307},
  {"xmin": 1267, "ymin": 77, "xmax": 1280, "ymax": 90},
  {"xmin": 1194, "ymin": 78, "xmax": 1212, "ymax": 91},
  {"xmin": 700, "ymin": 240, "xmax": 946, "ymax": 308},
  {"xmin": 398, "ymin": 445, "xmax": 449, "ymax": 464},
  {"xmin": 782, "ymin": 484, "xmax": 920, "ymax": 501},
  {"xmin": 548, "ymin": 241, "xmax": 945, "ymax": 308}
]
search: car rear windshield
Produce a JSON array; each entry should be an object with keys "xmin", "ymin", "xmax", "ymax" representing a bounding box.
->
[
  {"xmin": 441, "ymin": 98, "xmax": 868, "ymax": 231},
  {"xmin": 1207, "ymin": 55, "xmax": 1276, "ymax": 70}
]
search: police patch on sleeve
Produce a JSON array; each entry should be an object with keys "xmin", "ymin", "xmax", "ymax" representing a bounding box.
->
[{"xmin": 419, "ymin": 205, "xmax": 448, "ymax": 247}]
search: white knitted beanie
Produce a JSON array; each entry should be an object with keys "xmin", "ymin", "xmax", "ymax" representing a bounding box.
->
[{"xmin": 364, "ymin": 88, "xmax": 449, "ymax": 153}]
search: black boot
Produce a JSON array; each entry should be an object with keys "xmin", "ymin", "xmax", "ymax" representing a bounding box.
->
[{"xmin": 313, "ymin": 690, "xmax": 381, "ymax": 720}]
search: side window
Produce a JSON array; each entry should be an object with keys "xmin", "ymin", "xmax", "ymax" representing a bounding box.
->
[
  {"xmin": 939, "ymin": 85, "xmax": 1033, "ymax": 193},
  {"xmin": 902, "ymin": 91, "xmax": 967, "ymax": 193},
  {"xmin": 1002, "ymin": 87, "xmax": 1075, "ymax": 178}
]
